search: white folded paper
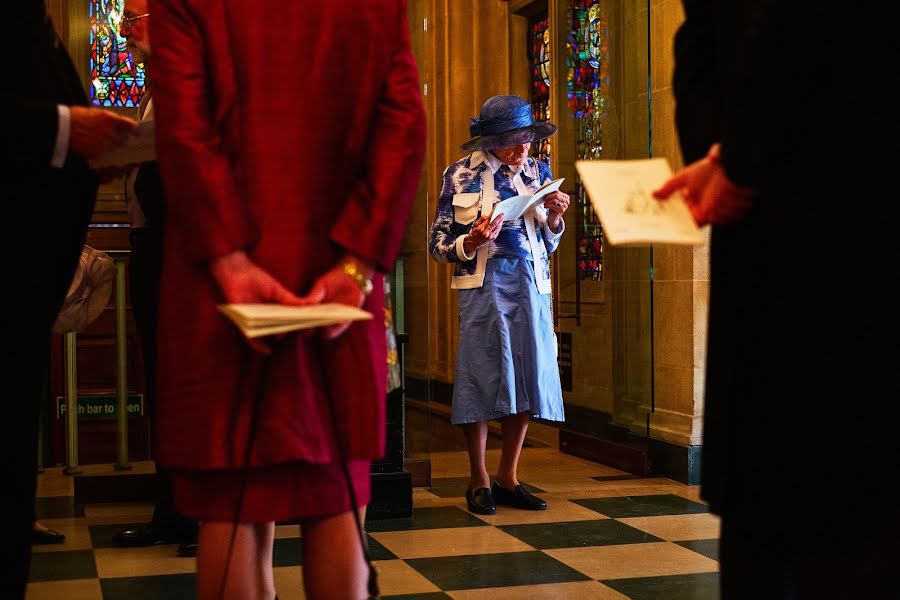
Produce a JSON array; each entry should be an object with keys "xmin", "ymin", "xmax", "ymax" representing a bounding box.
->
[
  {"xmin": 88, "ymin": 119, "xmax": 156, "ymax": 168},
  {"xmin": 218, "ymin": 303, "xmax": 373, "ymax": 338},
  {"xmin": 575, "ymin": 158, "xmax": 705, "ymax": 246},
  {"xmin": 493, "ymin": 177, "xmax": 565, "ymax": 222}
]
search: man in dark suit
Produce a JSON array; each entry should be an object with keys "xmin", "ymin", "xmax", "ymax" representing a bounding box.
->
[
  {"xmin": 112, "ymin": 0, "xmax": 199, "ymax": 557},
  {"xmin": 654, "ymin": 2, "xmax": 897, "ymax": 598},
  {"xmin": 1, "ymin": 2, "xmax": 137, "ymax": 596}
]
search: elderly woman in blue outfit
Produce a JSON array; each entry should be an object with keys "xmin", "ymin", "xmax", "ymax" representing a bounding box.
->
[{"xmin": 429, "ymin": 95, "xmax": 570, "ymax": 515}]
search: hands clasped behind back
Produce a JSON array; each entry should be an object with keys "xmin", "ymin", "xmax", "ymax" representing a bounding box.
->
[
  {"xmin": 210, "ymin": 250, "xmax": 312, "ymax": 354},
  {"xmin": 210, "ymin": 250, "xmax": 372, "ymax": 352}
]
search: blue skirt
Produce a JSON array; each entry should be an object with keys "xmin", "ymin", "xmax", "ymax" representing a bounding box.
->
[{"xmin": 451, "ymin": 258, "xmax": 565, "ymax": 424}]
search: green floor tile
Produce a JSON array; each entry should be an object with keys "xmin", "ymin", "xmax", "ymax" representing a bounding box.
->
[
  {"xmin": 602, "ymin": 572, "xmax": 719, "ymax": 600},
  {"xmin": 272, "ymin": 536, "xmax": 302, "ymax": 567},
  {"xmin": 87, "ymin": 522, "xmax": 150, "ymax": 549},
  {"xmin": 28, "ymin": 550, "xmax": 97, "ymax": 582},
  {"xmin": 367, "ymin": 506, "xmax": 489, "ymax": 532},
  {"xmin": 367, "ymin": 535, "xmax": 398, "ymax": 560},
  {"xmin": 406, "ymin": 551, "xmax": 590, "ymax": 590},
  {"xmin": 572, "ymin": 494, "xmax": 709, "ymax": 518},
  {"xmin": 499, "ymin": 519, "xmax": 662, "ymax": 549},
  {"xmin": 101, "ymin": 573, "xmax": 196, "ymax": 600},
  {"xmin": 677, "ymin": 539, "xmax": 719, "ymax": 561},
  {"xmin": 34, "ymin": 495, "xmax": 84, "ymax": 519}
]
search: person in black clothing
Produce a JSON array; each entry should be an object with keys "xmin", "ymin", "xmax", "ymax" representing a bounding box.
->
[
  {"xmin": 2, "ymin": 2, "xmax": 136, "ymax": 596},
  {"xmin": 654, "ymin": 2, "xmax": 898, "ymax": 598},
  {"xmin": 112, "ymin": 0, "xmax": 198, "ymax": 557}
]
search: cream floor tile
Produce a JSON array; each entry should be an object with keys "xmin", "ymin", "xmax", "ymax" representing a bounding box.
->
[
  {"xmin": 411, "ymin": 494, "xmax": 470, "ymax": 508},
  {"xmin": 93, "ymin": 545, "xmax": 197, "ymax": 579},
  {"xmin": 517, "ymin": 450, "xmax": 628, "ymax": 469},
  {"xmin": 272, "ymin": 566, "xmax": 306, "ymax": 600},
  {"xmin": 594, "ymin": 477, "xmax": 684, "ymax": 488},
  {"xmin": 76, "ymin": 461, "xmax": 157, "ymax": 476},
  {"xmin": 517, "ymin": 468, "xmax": 625, "ymax": 484},
  {"xmin": 546, "ymin": 541, "xmax": 719, "ymax": 580},
  {"xmin": 552, "ymin": 484, "xmax": 690, "ymax": 499},
  {"xmin": 431, "ymin": 451, "xmax": 487, "ymax": 478},
  {"xmin": 619, "ymin": 513, "xmax": 721, "ymax": 541},
  {"xmin": 275, "ymin": 524, "xmax": 302, "ymax": 539},
  {"xmin": 669, "ymin": 486, "xmax": 705, "ymax": 502},
  {"xmin": 372, "ymin": 559, "xmax": 441, "ymax": 596},
  {"xmin": 531, "ymin": 480, "xmax": 652, "ymax": 495},
  {"xmin": 25, "ymin": 578, "xmax": 102, "ymax": 600},
  {"xmin": 83, "ymin": 513, "xmax": 155, "ymax": 527},
  {"xmin": 472, "ymin": 497, "xmax": 608, "ymax": 526},
  {"xmin": 517, "ymin": 460, "xmax": 629, "ymax": 475},
  {"xmin": 413, "ymin": 487, "xmax": 440, "ymax": 504},
  {"xmin": 30, "ymin": 518, "xmax": 93, "ymax": 553},
  {"xmin": 35, "ymin": 467, "xmax": 74, "ymax": 498},
  {"xmin": 83, "ymin": 501, "xmax": 154, "ymax": 521},
  {"xmin": 413, "ymin": 488, "xmax": 442, "ymax": 502},
  {"xmin": 371, "ymin": 526, "xmax": 533, "ymax": 559},
  {"xmin": 430, "ymin": 448, "xmax": 587, "ymax": 478},
  {"xmin": 448, "ymin": 580, "xmax": 629, "ymax": 600}
]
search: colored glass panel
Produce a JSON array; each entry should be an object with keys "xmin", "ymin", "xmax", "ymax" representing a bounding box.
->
[
  {"xmin": 90, "ymin": 0, "xmax": 146, "ymax": 107},
  {"xmin": 568, "ymin": 0, "xmax": 608, "ymax": 281},
  {"xmin": 528, "ymin": 13, "xmax": 551, "ymax": 164}
]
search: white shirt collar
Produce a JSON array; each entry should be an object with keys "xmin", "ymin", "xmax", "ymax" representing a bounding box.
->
[{"xmin": 470, "ymin": 150, "xmax": 525, "ymax": 175}]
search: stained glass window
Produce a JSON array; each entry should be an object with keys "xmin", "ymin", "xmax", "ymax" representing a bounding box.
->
[
  {"xmin": 90, "ymin": 0, "xmax": 145, "ymax": 107},
  {"xmin": 528, "ymin": 13, "xmax": 551, "ymax": 164},
  {"xmin": 568, "ymin": 0, "xmax": 608, "ymax": 281}
]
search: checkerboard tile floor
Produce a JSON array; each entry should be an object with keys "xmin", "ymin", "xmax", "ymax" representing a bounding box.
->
[{"xmin": 27, "ymin": 448, "xmax": 720, "ymax": 599}]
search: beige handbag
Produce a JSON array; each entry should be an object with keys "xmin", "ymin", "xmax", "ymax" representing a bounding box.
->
[{"xmin": 53, "ymin": 246, "xmax": 116, "ymax": 333}]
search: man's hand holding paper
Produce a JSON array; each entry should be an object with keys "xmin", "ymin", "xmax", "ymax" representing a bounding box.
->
[
  {"xmin": 69, "ymin": 106, "xmax": 139, "ymax": 163},
  {"xmin": 652, "ymin": 144, "xmax": 754, "ymax": 227},
  {"xmin": 87, "ymin": 118, "xmax": 155, "ymax": 169}
]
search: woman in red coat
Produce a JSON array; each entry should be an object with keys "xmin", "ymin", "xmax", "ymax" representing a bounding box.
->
[{"xmin": 148, "ymin": 1, "xmax": 425, "ymax": 598}]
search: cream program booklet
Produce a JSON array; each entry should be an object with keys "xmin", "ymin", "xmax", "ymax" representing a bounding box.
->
[
  {"xmin": 218, "ymin": 303, "xmax": 373, "ymax": 338},
  {"xmin": 574, "ymin": 158, "xmax": 705, "ymax": 246}
]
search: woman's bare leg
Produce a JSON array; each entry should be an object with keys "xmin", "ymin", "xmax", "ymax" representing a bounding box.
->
[
  {"xmin": 302, "ymin": 509, "xmax": 368, "ymax": 599},
  {"xmin": 196, "ymin": 521, "xmax": 274, "ymax": 600},
  {"xmin": 496, "ymin": 411, "xmax": 531, "ymax": 489},
  {"xmin": 254, "ymin": 522, "xmax": 276, "ymax": 599},
  {"xmin": 462, "ymin": 421, "xmax": 490, "ymax": 489}
]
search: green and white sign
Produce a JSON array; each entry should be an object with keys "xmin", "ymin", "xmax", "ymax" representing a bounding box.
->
[{"xmin": 56, "ymin": 394, "xmax": 144, "ymax": 420}]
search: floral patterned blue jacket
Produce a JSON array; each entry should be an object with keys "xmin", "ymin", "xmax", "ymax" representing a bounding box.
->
[{"xmin": 428, "ymin": 151, "xmax": 564, "ymax": 294}]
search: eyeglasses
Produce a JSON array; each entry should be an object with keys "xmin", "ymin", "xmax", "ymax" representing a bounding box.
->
[{"xmin": 120, "ymin": 13, "xmax": 149, "ymax": 28}]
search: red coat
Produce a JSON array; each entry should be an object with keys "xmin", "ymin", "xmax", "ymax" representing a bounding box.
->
[{"xmin": 149, "ymin": 0, "xmax": 425, "ymax": 471}]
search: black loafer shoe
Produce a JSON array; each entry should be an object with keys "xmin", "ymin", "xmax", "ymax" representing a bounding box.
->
[
  {"xmin": 32, "ymin": 527, "xmax": 66, "ymax": 545},
  {"xmin": 491, "ymin": 481, "xmax": 547, "ymax": 510},
  {"xmin": 113, "ymin": 524, "xmax": 170, "ymax": 547},
  {"xmin": 176, "ymin": 542, "xmax": 198, "ymax": 557},
  {"xmin": 465, "ymin": 487, "xmax": 496, "ymax": 515}
]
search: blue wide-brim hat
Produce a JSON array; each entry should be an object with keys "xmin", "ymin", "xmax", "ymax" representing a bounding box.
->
[{"xmin": 460, "ymin": 95, "xmax": 558, "ymax": 152}]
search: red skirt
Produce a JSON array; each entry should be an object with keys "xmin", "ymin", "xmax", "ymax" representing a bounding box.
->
[{"xmin": 172, "ymin": 460, "xmax": 371, "ymax": 523}]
